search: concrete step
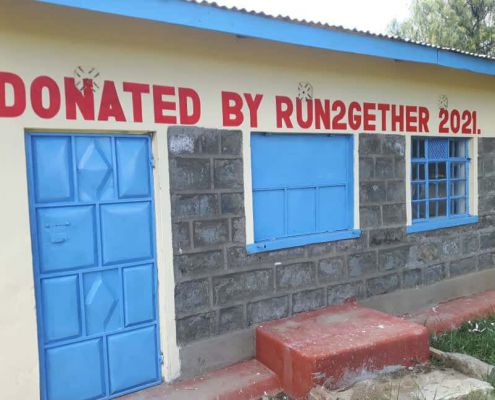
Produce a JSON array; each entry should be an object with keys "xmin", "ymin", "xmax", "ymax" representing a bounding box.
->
[
  {"xmin": 405, "ymin": 289, "xmax": 495, "ymax": 334},
  {"xmin": 120, "ymin": 359, "xmax": 281, "ymax": 400},
  {"xmin": 256, "ymin": 302, "xmax": 429, "ymax": 399}
]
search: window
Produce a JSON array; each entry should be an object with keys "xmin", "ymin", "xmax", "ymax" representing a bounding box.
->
[
  {"xmin": 247, "ymin": 133, "xmax": 359, "ymax": 253},
  {"xmin": 409, "ymin": 137, "xmax": 477, "ymax": 233}
]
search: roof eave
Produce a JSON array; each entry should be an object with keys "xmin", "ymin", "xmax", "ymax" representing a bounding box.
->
[{"xmin": 36, "ymin": 0, "xmax": 495, "ymax": 76}]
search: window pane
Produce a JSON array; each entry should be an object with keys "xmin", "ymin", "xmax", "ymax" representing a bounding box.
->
[
  {"xmin": 428, "ymin": 138, "xmax": 448, "ymax": 159},
  {"xmin": 428, "ymin": 182, "xmax": 437, "ymax": 198},
  {"xmin": 412, "ymin": 139, "xmax": 419, "ymax": 159},
  {"xmin": 438, "ymin": 200, "xmax": 447, "ymax": 217},
  {"xmin": 451, "ymin": 180, "xmax": 466, "ymax": 197},
  {"xmin": 419, "ymin": 202, "xmax": 426, "ymax": 219},
  {"xmin": 449, "ymin": 140, "xmax": 457, "ymax": 157},
  {"xmin": 412, "ymin": 202, "xmax": 419, "ymax": 220},
  {"xmin": 450, "ymin": 139, "xmax": 467, "ymax": 158},
  {"xmin": 451, "ymin": 198, "xmax": 467, "ymax": 215},
  {"xmin": 429, "ymin": 200, "xmax": 438, "ymax": 218},
  {"xmin": 413, "ymin": 138, "xmax": 425, "ymax": 159},
  {"xmin": 438, "ymin": 181, "xmax": 447, "ymax": 198},
  {"xmin": 451, "ymin": 162, "xmax": 466, "ymax": 179},
  {"xmin": 437, "ymin": 162, "xmax": 447, "ymax": 179},
  {"xmin": 412, "ymin": 163, "xmax": 418, "ymax": 181},
  {"xmin": 418, "ymin": 164, "xmax": 425, "ymax": 180},
  {"xmin": 412, "ymin": 183, "xmax": 425, "ymax": 200}
]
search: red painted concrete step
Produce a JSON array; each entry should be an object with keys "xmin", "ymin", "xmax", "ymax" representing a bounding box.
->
[
  {"xmin": 405, "ymin": 289, "xmax": 495, "ymax": 334},
  {"xmin": 256, "ymin": 302, "xmax": 429, "ymax": 399},
  {"xmin": 119, "ymin": 359, "xmax": 281, "ymax": 400}
]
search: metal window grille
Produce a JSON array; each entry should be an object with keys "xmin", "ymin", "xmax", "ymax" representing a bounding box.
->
[{"xmin": 411, "ymin": 137, "xmax": 469, "ymax": 222}]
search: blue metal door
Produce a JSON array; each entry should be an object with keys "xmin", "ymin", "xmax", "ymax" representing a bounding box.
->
[{"xmin": 26, "ymin": 133, "xmax": 161, "ymax": 400}]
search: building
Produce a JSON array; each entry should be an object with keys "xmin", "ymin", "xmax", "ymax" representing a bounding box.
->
[{"xmin": 2, "ymin": 1, "xmax": 495, "ymax": 399}]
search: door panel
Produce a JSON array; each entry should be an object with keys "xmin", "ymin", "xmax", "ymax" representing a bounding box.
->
[{"xmin": 26, "ymin": 133, "xmax": 161, "ymax": 400}]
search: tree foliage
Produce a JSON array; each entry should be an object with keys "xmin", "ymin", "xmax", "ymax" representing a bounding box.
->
[{"xmin": 388, "ymin": 0, "xmax": 495, "ymax": 56}]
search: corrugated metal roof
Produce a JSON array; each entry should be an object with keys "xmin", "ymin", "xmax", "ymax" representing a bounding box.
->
[{"xmin": 188, "ymin": 0, "xmax": 495, "ymax": 61}]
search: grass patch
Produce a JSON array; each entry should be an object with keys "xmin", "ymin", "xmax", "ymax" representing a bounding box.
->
[{"xmin": 431, "ymin": 314, "xmax": 495, "ymax": 366}]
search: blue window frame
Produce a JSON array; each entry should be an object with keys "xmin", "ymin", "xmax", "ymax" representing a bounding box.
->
[
  {"xmin": 408, "ymin": 137, "xmax": 477, "ymax": 233},
  {"xmin": 247, "ymin": 133, "xmax": 359, "ymax": 253}
]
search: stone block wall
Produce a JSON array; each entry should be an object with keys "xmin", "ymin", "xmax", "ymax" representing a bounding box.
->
[{"xmin": 168, "ymin": 127, "xmax": 495, "ymax": 349}]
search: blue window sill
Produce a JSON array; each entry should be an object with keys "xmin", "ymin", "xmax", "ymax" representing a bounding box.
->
[
  {"xmin": 246, "ymin": 229, "xmax": 361, "ymax": 254},
  {"xmin": 407, "ymin": 215, "xmax": 478, "ymax": 234}
]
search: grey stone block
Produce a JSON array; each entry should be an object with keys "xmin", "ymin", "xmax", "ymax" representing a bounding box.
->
[
  {"xmin": 403, "ymin": 268, "xmax": 422, "ymax": 288},
  {"xmin": 175, "ymin": 279, "xmax": 210, "ymax": 316},
  {"xmin": 369, "ymin": 227, "xmax": 405, "ymax": 247},
  {"xmin": 213, "ymin": 269, "xmax": 273, "ymax": 306},
  {"xmin": 334, "ymin": 232, "xmax": 369, "ymax": 253},
  {"xmin": 292, "ymin": 288, "xmax": 326, "ymax": 313},
  {"xmin": 348, "ymin": 251, "xmax": 378, "ymax": 278},
  {"xmin": 170, "ymin": 158, "xmax": 211, "ymax": 191},
  {"xmin": 175, "ymin": 250, "xmax": 224, "ymax": 279},
  {"xmin": 378, "ymin": 246, "xmax": 409, "ymax": 271},
  {"xmin": 366, "ymin": 273, "xmax": 400, "ymax": 296},
  {"xmin": 193, "ymin": 219, "xmax": 229, "ymax": 247},
  {"xmin": 214, "ymin": 159, "xmax": 243, "ymax": 189},
  {"xmin": 479, "ymin": 158, "xmax": 485, "ymax": 178},
  {"xmin": 360, "ymin": 157, "xmax": 374, "ymax": 181},
  {"xmin": 247, "ymin": 296, "xmax": 289, "ymax": 325},
  {"xmin": 360, "ymin": 182, "xmax": 386, "ymax": 204},
  {"xmin": 328, "ymin": 281, "xmax": 365, "ymax": 304},
  {"xmin": 479, "ymin": 177, "xmax": 495, "ymax": 196},
  {"xmin": 479, "ymin": 195, "xmax": 495, "ymax": 216},
  {"xmin": 480, "ymin": 231, "xmax": 495, "ymax": 250},
  {"xmin": 168, "ymin": 126, "xmax": 220, "ymax": 155},
  {"xmin": 318, "ymin": 257, "xmax": 346, "ymax": 282},
  {"xmin": 440, "ymin": 237, "xmax": 462, "ymax": 258},
  {"xmin": 221, "ymin": 131, "xmax": 242, "ymax": 155},
  {"xmin": 482, "ymin": 158, "xmax": 495, "ymax": 177},
  {"xmin": 360, "ymin": 134, "xmax": 382, "ymax": 155},
  {"xmin": 218, "ymin": 305, "xmax": 245, "ymax": 334},
  {"xmin": 176, "ymin": 312, "xmax": 215, "ymax": 345},
  {"xmin": 276, "ymin": 262, "xmax": 316, "ymax": 290},
  {"xmin": 221, "ymin": 192, "xmax": 244, "ymax": 215},
  {"xmin": 408, "ymin": 242, "xmax": 441, "ymax": 266},
  {"xmin": 386, "ymin": 180, "xmax": 406, "ymax": 203},
  {"xmin": 479, "ymin": 138, "xmax": 495, "ymax": 155},
  {"xmin": 382, "ymin": 204, "xmax": 406, "ymax": 226},
  {"xmin": 382, "ymin": 135, "xmax": 405, "ymax": 156},
  {"xmin": 232, "ymin": 217, "xmax": 246, "ymax": 243},
  {"xmin": 172, "ymin": 222, "xmax": 191, "ymax": 252},
  {"xmin": 450, "ymin": 256, "xmax": 477, "ymax": 277},
  {"xmin": 360, "ymin": 206, "xmax": 381, "ymax": 229},
  {"xmin": 307, "ymin": 241, "xmax": 336, "ymax": 258},
  {"xmin": 462, "ymin": 235, "xmax": 480, "ymax": 254},
  {"xmin": 394, "ymin": 157, "xmax": 406, "ymax": 179},
  {"xmin": 424, "ymin": 263, "xmax": 447, "ymax": 285},
  {"xmin": 227, "ymin": 246, "xmax": 305, "ymax": 269},
  {"xmin": 479, "ymin": 252, "xmax": 495, "ymax": 271},
  {"xmin": 172, "ymin": 194, "xmax": 218, "ymax": 218},
  {"xmin": 375, "ymin": 157, "xmax": 395, "ymax": 179}
]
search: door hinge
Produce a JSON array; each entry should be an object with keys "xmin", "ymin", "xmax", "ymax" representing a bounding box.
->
[
  {"xmin": 150, "ymin": 156, "xmax": 156, "ymax": 169},
  {"xmin": 160, "ymin": 353, "xmax": 164, "ymax": 365}
]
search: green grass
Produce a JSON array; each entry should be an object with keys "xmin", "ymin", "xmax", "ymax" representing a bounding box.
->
[{"xmin": 431, "ymin": 314, "xmax": 495, "ymax": 366}]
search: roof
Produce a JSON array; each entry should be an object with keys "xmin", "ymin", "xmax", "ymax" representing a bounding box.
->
[
  {"xmin": 36, "ymin": 0, "xmax": 495, "ymax": 76},
  {"xmin": 192, "ymin": 0, "xmax": 494, "ymax": 61}
]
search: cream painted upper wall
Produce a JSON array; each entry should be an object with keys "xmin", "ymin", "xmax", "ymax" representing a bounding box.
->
[
  {"xmin": 0, "ymin": 2, "xmax": 494, "ymax": 399},
  {"xmin": 1, "ymin": 1, "xmax": 495, "ymax": 135}
]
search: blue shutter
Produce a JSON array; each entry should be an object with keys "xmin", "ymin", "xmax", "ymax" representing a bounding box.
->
[{"xmin": 251, "ymin": 134, "xmax": 354, "ymax": 249}]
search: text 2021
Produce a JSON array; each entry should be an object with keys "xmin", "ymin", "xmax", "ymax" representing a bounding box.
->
[{"xmin": 439, "ymin": 109, "xmax": 480, "ymax": 134}]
